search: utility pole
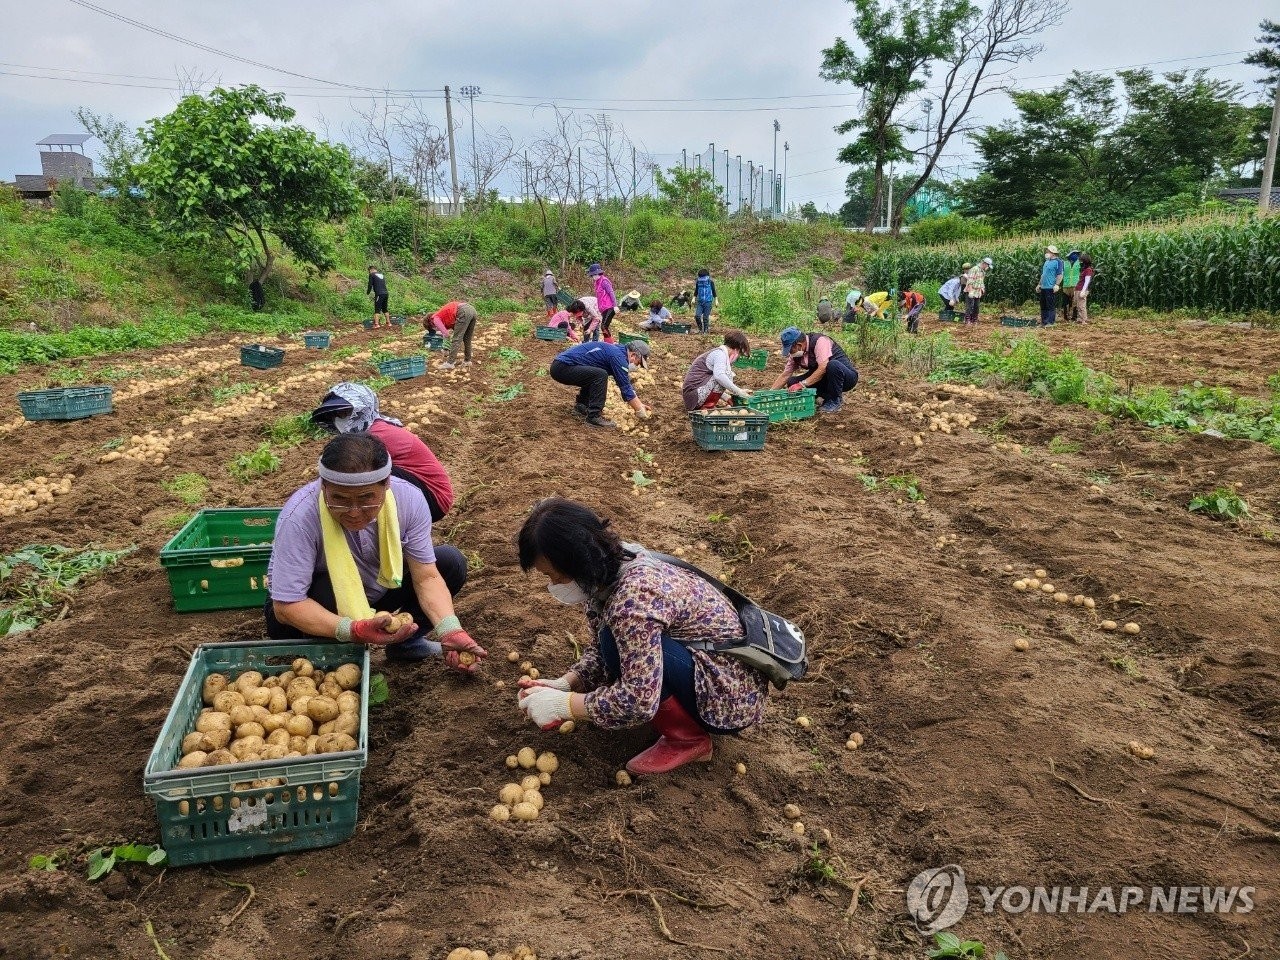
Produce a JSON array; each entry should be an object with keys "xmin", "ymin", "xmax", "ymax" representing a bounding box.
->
[
  {"xmin": 460, "ymin": 85, "xmax": 481, "ymax": 202},
  {"xmin": 772, "ymin": 119, "xmax": 780, "ymax": 216},
  {"xmin": 748, "ymin": 161, "xmax": 755, "ymax": 211},
  {"xmin": 682, "ymin": 148, "xmax": 687, "ymax": 172},
  {"xmin": 736, "ymin": 155, "xmax": 742, "ymax": 213},
  {"xmin": 1261, "ymin": 83, "xmax": 1280, "ymax": 212},
  {"xmin": 631, "ymin": 145, "xmax": 637, "ymax": 198},
  {"xmin": 783, "ymin": 141, "xmax": 789, "ymax": 217},
  {"xmin": 886, "ymin": 161, "xmax": 895, "ymax": 231},
  {"xmin": 724, "ymin": 149, "xmax": 730, "ymax": 214},
  {"xmin": 443, "ymin": 85, "xmax": 460, "ymax": 214}
]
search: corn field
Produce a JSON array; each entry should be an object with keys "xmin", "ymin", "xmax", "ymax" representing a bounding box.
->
[{"xmin": 864, "ymin": 214, "xmax": 1280, "ymax": 314}]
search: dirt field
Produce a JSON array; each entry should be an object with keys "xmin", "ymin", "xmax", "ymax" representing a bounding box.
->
[{"xmin": 0, "ymin": 312, "xmax": 1276, "ymax": 960}]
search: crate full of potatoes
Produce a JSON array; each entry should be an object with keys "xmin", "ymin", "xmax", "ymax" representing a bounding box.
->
[{"xmin": 143, "ymin": 640, "xmax": 370, "ymax": 866}]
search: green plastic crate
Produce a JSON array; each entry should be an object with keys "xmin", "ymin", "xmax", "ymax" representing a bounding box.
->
[
  {"xmin": 690, "ymin": 410, "xmax": 769, "ymax": 451},
  {"xmin": 376, "ymin": 355, "xmax": 427, "ymax": 380},
  {"xmin": 303, "ymin": 332, "xmax": 332, "ymax": 349},
  {"xmin": 143, "ymin": 639, "xmax": 370, "ymax": 866},
  {"xmin": 745, "ymin": 388, "xmax": 818, "ymax": 423},
  {"xmin": 938, "ymin": 308, "xmax": 959, "ymax": 322},
  {"xmin": 240, "ymin": 345, "xmax": 284, "ymax": 369},
  {"xmin": 555, "ymin": 289, "xmax": 576, "ymax": 308},
  {"xmin": 422, "ymin": 332, "xmax": 447, "ymax": 351},
  {"xmin": 732, "ymin": 349, "xmax": 769, "ymax": 371},
  {"xmin": 1000, "ymin": 315, "xmax": 1037, "ymax": 328},
  {"xmin": 363, "ymin": 318, "xmax": 375, "ymax": 330},
  {"xmin": 534, "ymin": 325, "xmax": 568, "ymax": 342},
  {"xmin": 389, "ymin": 315, "xmax": 406, "ymax": 327},
  {"xmin": 661, "ymin": 321, "xmax": 692, "ymax": 334},
  {"xmin": 618, "ymin": 331, "xmax": 650, "ymax": 345},
  {"xmin": 160, "ymin": 508, "xmax": 280, "ymax": 612},
  {"xmin": 17, "ymin": 385, "xmax": 114, "ymax": 421}
]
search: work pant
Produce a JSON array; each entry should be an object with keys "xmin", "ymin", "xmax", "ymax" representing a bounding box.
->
[
  {"xmin": 695, "ymin": 301, "xmax": 712, "ymax": 333},
  {"xmin": 905, "ymin": 305, "xmax": 924, "ymax": 334},
  {"xmin": 550, "ymin": 359, "xmax": 609, "ymax": 418},
  {"xmin": 1062, "ymin": 285, "xmax": 1077, "ymax": 323},
  {"xmin": 600, "ymin": 307, "xmax": 616, "ymax": 339},
  {"xmin": 788, "ymin": 358, "xmax": 859, "ymax": 405},
  {"xmin": 1074, "ymin": 289, "xmax": 1090, "ymax": 324},
  {"xmin": 446, "ymin": 305, "xmax": 477, "ymax": 362},
  {"xmin": 263, "ymin": 545, "xmax": 468, "ymax": 640},
  {"xmin": 1039, "ymin": 288, "xmax": 1057, "ymax": 326},
  {"xmin": 544, "ymin": 294, "xmax": 558, "ymax": 315},
  {"xmin": 964, "ymin": 295, "xmax": 980, "ymax": 323},
  {"xmin": 597, "ymin": 628, "xmax": 740, "ymax": 734}
]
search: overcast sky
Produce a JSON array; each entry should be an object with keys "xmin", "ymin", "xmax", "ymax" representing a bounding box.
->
[{"xmin": 1, "ymin": 0, "xmax": 1274, "ymax": 213}]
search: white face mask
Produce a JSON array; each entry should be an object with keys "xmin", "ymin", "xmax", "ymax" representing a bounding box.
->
[
  {"xmin": 332, "ymin": 412, "xmax": 354, "ymax": 433},
  {"xmin": 547, "ymin": 581, "xmax": 588, "ymax": 605}
]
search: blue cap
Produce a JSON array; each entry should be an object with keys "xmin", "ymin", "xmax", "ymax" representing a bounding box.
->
[
  {"xmin": 587, "ymin": 262, "xmax": 603, "ymax": 276},
  {"xmin": 780, "ymin": 326, "xmax": 804, "ymax": 350}
]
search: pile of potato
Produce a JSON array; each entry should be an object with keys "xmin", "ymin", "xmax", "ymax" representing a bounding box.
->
[
  {"xmin": 935, "ymin": 382, "xmax": 995, "ymax": 402},
  {"xmin": 113, "ymin": 358, "xmax": 240, "ymax": 403},
  {"xmin": 0, "ymin": 415, "xmax": 27, "ymax": 438},
  {"xmin": 384, "ymin": 387, "xmax": 448, "ymax": 430},
  {"xmin": 0, "ymin": 474, "xmax": 74, "ymax": 517},
  {"xmin": 1005, "ymin": 566, "xmax": 1142, "ymax": 633},
  {"xmin": 490, "ymin": 748, "xmax": 558, "ymax": 822},
  {"xmin": 446, "ymin": 946, "xmax": 538, "ymax": 960},
  {"xmin": 99, "ymin": 429, "xmax": 195, "ymax": 465},
  {"xmin": 175, "ymin": 658, "xmax": 361, "ymax": 771}
]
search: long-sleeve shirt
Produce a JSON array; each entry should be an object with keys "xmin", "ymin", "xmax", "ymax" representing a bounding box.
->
[
  {"xmin": 542, "ymin": 274, "xmax": 558, "ymax": 296},
  {"xmin": 553, "ymin": 341, "xmax": 638, "ymax": 401},
  {"xmin": 845, "ymin": 289, "xmax": 863, "ymax": 309},
  {"xmin": 366, "ymin": 272, "xmax": 388, "ymax": 297},
  {"xmin": 547, "ymin": 310, "xmax": 581, "ymax": 342},
  {"xmin": 594, "ymin": 274, "xmax": 616, "ymax": 311},
  {"xmin": 1040, "ymin": 258, "xmax": 1064, "ymax": 290},
  {"xmin": 640, "ymin": 307, "xmax": 671, "ymax": 330},
  {"xmin": 939, "ymin": 277, "xmax": 962, "ymax": 304},
  {"xmin": 682, "ymin": 345, "xmax": 749, "ymax": 410},
  {"xmin": 368, "ymin": 420, "xmax": 454, "ymax": 517},
  {"xmin": 571, "ymin": 550, "xmax": 768, "ymax": 731},
  {"xmin": 963, "ymin": 266, "xmax": 986, "ymax": 299},
  {"xmin": 1078, "ymin": 266, "xmax": 1094, "ymax": 294},
  {"xmin": 430, "ymin": 301, "xmax": 460, "ymax": 330}
]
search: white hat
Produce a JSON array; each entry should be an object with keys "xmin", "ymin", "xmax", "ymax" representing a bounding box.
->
[
  {"xmin": 1045, "ymin": 245, "xmax": 1060, "ymax": 256},
  {"xmin": 981, "ymin": 257, "xmax": 993, "ymax": 268}
]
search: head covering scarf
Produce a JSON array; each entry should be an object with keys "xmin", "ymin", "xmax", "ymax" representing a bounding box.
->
[{"xmin": 325, "ymin": 382, "xmax": 403, "ymax": 434}]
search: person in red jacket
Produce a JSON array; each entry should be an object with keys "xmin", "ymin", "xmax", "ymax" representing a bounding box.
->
[
  {"xmin": 310, "ymin": 383, "xmax": 454, "ymax": 522},
  {"xmin": 900, "ymin": 287, "xmax": 926, "ymax": 335}
]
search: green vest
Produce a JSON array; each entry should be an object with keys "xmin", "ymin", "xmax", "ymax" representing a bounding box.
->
[{"xmin": 1063, "ymin": 260, "xmax": 1081, "ymax": 287}]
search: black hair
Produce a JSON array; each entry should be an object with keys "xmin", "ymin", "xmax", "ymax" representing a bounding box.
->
[
  {"xmin": 1079, "ymin": 253, "xmax": 1093, "ymax": 269},
  {"xmin": 368, "ymin": 265, "xmax": 377, "ymax": 271},
  {"xmin": 723, "ymin": 329, "xmax": 750, "ymax": 353},
  {"xmin": 697, "ymin": 268, "xmax": 709, "ymax": 277},
  {"xmin": 518, "ymin": 498, "xmax": 632, "ymax": 591},
  {"xmin": 567, "ymin": 299, "xmax": 586, "ymax": 314},
  {"xmin": 320, "ymin": 433, "xmax": 389, "ymax": 474},
  {"xmin": 649, "ymin": 299, "xmax": 665, "ymax": 311}
]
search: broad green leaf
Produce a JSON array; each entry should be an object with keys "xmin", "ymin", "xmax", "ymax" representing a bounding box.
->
[
  {"xmin": 369, "ymin": 673, "xmax": 390, "ymax": 707},
  {"xmin": 86, "ymin": 848, "xmax": 116, "ymax": 881}
]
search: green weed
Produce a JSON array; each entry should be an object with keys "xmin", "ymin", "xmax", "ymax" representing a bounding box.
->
[
  {"xmin": 87, "ymin": 843, "xmax": 166, "ymax": 881},
  {"xmin": 163, "ymin": 472, "xmax": 208, "ymax": 506},
  {"xmin": 928, "ymin": 932, "xmax": 1003, "ymax": 959},
  {"xmin": 28, "ymin": 849, "xmax": 69, "ymax": 872},
  {"xmin": 0, "ymin": 544, "xmax": 135, "ymax": 634},
  {"xmin": 265, "ymin": 413, "xmax": 327, "ymax": 446},
  {"xmin": 159, "ymin": 511, "xmax": 193, "ymax": 531},
  {"xmin": 1047, "ymin": 435, "xmax": 1082, "ymax": 454},
  {"xmin": 510, "ymin": 320, "xmax": 532, "ymax": 338},
  {"xmin": 211, "ymin": 381, "xmax": 257, "ymax": 403},
  {"xmin": 490, "ymin": 383, "xmax": 525, "ymax": 403},
  {"xmin": 1188, "ymin": 487, "xmax": 1250, "ymax": 521},
  {"xmin": 227, "ymin": 443, "xmax": 281, "ymax": 483}
]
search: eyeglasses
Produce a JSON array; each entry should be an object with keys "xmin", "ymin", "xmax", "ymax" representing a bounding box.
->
[{"xmin": 323, "ymin": 494, "xmax": 384, "ymax": 514}]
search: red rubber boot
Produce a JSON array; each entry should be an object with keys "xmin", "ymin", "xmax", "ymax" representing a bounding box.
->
[{"xmin": 626, "ymin": 697, "xmax": 713, "ymax": 776}]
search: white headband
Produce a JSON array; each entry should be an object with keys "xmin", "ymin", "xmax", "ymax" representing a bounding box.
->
[{"xmin": 317, "ymin": 459, "xmax": 392, "ymax": 486}]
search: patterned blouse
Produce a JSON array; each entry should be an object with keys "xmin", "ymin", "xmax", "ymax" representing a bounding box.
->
[{"xmin": 570, "ymin": 549, "xmax": 769, "ymax": 731}]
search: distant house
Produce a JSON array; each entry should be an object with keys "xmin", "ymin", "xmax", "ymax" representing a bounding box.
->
[
  {"xmin": 1216, "ymin": 186, "xmax": 1280, "ymax": 208},
  {"xmin": 6, "ymin": 134, "xmax": 97, "ymax": 200}
]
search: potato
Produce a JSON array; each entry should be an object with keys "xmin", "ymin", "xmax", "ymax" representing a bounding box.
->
[
  {"xmin": 229, "ymin": 705, "xmax": 256, "ymax": 727},
  {"xmin": 261, "ymin": 745, "xmax": 288, "ymax": 760},
  {"xmin": 735, "ymin": 762, "xmax": 748, "ymax": 774},
  {"xmin": 235, "ymin": 671, "xmax": 264, "ymax": 695},
  {"xmin": 231, "ymin": 736, "xmax": 265, "ymax": 759},
  {"xmin": 793, "ymin": 821, "xmax": 806, "ymax": 836},
  {"xmin": 205, "ymin": 749, "xmax": 237, "ymax": 766},
  {"xmin": 199, "ymin": 729, "xmax": 231, "ymax": 752},
  {"xmin": 212, "ymin": 690, "xmax": 246, "ymax": 713},
  {"xmin": 266, "ymin": 728, "xmax": 290, "ymax": 748},
  {"xmin": 316, "ymin": 679, "xmax": 342, "ymax": 700},
  {"xmin": 267, "ymin": 688, "xmax": 288, "ymax": 714},
  {"xmin": 304, "ymin": 735, "xmax": 320, "ymax": 754},
  {"xmin": 517, "ymin": 746, "xmax": 537, "ymax": 769},
  {"xmin": 846, "ymin": 732, "xmax": 865, "ymax": 749},
  {"xmin": 316, "ymin": 732, "xmax": 357, "ymax": 754},
  {"xmin": 202, "ymin": 673, "xmax": 228, "ymax": 705},
  {"xmin": 1122, "ymin": 622, "xmax": 1141, "ymax": 634},
  {"xmin": 292, "ymin": 657, "xmax": 315, "ymax": 677},
  {"xmin": 1040, "ymin": 583, "xmax": 1056, "ymax": 594},
  {"xmin": 1083, "ymin": 598, "xmax": 1096, "ymax": 610},
  {"xmin": 1100, "ymin": 620, "xmax": 1118, "ymax": 631},
  {"xmin": 383, "ymin": 612, "xmax": 413, "ymax": 632},
  {"xmin": 1128, "ymin": 740, "xmax": 1156, "ymax": 760},
  {"xmin": 523, "ymin": 790, "xmax": 544, "ymax": 811},
  {"xmin": 795, "ymin": 716, "xmax": 811, "ymax": 729},
  {"xmin": 333, "ymin": 713, "xmax": 360, "ymax": 738},
  {"xmin": 291, "ymin": 695, "xmax": 313, "ymax": 718},
  {"xmin": 336, "ymin": 691, "xmax": 359, "ymax": 714},
  {"xmin": 195, "ymin": 711, "xmax": 232, "ymax": 733},
  {"xmin": 1014, "ymin": 638, "xmax": 1031, "ymax": 651},
  {"xmin": 1053, "ymin": 592, "xmax": 1070, "ymax": 604},
  {"xmin": 783, "ymin": 803, "xmax": 802, "ymax": 820},
  {"xmin": 178, "ymin": 751, "xmax": 208, "ymax": 768},
  {"xmin": 261, "ymin": 712, "xmax": 289, "ymax": 733},
  {"xmin": 286, "ymin": 714, "xmax": 314, "ymax": 737},
  {"xmin": 235, "ymin": 721, "xmax": 266, "ymax": 741},
  {"xmin": 511, "ymin": 801, "xmax": 539, "ymax": 822},
  {"xmin": 471, "ymin": 952, "xmax": 490, "ymax": 960},
  {"xmin": 499, "ymin": 783, "xmax": 526, "ymax": 806},
  {"xmin": 448, "ymin": 950, "xmax": 474, "ymax": 960},
  {"xmin": 308, "ymin": 696, "xmax": 340, "ymax": 724},
  {"xmin": 312, "ymin": 670, "xmax": 326, "ymax": 685},
  {"xmin": 286, "ymin": 680, "xmax": 317, "ymax": 704},
  {"xmin": 1027, "ymin": 578, "xmax": 1041, "ymax": 589},
  {"xmin": 288, "ymin": 735, "xmax": 309, "ymax": 754},
  {"xmin": 520, "ymin": 774, "xmax": 542, "ymax": 792},
  {"xmin": 537, "ymin": 771, "xmax": 552, "ymax": 786},
  {"xmin": 332, "ymin": 663, "xmax": 361, "ymax": 691},
  {"xmin": 507, "ymin": 651, "xmax": 521, "ymax": 663},
  {"xmin": 615, "ymin": 770, "xmax": 632, "ymax": 787},
  {"xmin": 318, "ymin": 720, "xmax": 336, "ymax": 735},
  {"xmin": 558, "ymin": 720, "xmax": 575, "ymax": 735},
  {"xmin": 246, "ymin": 687, "xmax": 273, "ymax": 708},
  {"xmin": 489, "ymin": 805, "xmax": 511, "ymax": 822},
  {"xmin": 261, "ymin": 675, "xmax": 280, "ymax": 689},
  {"xmin": 182, "ymin": 731, "xmax": 206, "ymax": 755},
  {"xmin": 1034, "ymin": 568, "xmax": 1048, "ymax": 579}
]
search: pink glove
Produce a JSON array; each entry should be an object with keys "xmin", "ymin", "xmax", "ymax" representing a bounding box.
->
[
  {"xmin": 518, "ymin": 686, "xmax": 574, "ymax": 731},
  {"xmin": 437, "ymin": 628, "xmax": 487, "ymax": 673},
  {"xmin": 350, "ymin": 615, "xmax": 417, "ymax": 646},
  {"xmin": 788, "ymin": 382, "xmax": 805, "ymax": 393}
]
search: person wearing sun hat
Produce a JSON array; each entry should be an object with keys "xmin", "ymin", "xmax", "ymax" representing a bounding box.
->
[
  {"xmin": 1062, "ymin": 250, "xmax": 1082, "ymax": 323},
  {"xmin": 264, "ymin": 433, "xmax": 483, "ymax": 668},
  {"xmin": 549, "ymin": 338, "xmax": 652, "ymax": 428},
  {"xmin": 1039, "ymin": 245, "xmax": 1064, "ymax": 326},
  {"xmin": 588, "ymin": 262, "xmax": 617, "ymax": 342},
  {"xmin": 962, "ymin": 258, "xmax": 992, "ymax": 324},
  {"xmin": 769, "ymin": 325, "xmax": 859, "ymax": 414},
  {"xmin": 541, "ymin": 269, "xmax": 559, "ymax": 318}
]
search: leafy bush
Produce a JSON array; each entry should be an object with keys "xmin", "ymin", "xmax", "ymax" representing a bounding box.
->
[
  {"xmin": 1188, "ymin": 487, "xmax": 1250, "ymax": 521},
  {"xmin": 907, "ymin": 213, "xmax": 994, "ymax": 246}
]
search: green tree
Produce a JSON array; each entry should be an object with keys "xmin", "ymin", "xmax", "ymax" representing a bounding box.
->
[
  {"xmin": 838, "ymin": 163, "xmax": 922, "ymax": 226},
  {"xmin": 137, "ymin": 85, "xmax": 362, "ymax": 285},
  {"xmin": 1244, "ymin": 18, "xmax": 1280, "ymax": 90},
  {"xmin": 654, "ymin": 166, "xmax": 725, "ymax": 220},
  {"xmin": 821, "ymin": 0, "xmax": 975, "ymax": 234}
]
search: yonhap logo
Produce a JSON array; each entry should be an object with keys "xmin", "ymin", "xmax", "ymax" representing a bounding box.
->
[{"xmin": 907, "ymin": 864, "xmax": 969, "ymax": 933}]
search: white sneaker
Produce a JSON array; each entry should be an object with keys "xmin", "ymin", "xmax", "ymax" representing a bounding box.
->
[{"xmin": 438, "ymin": 361, "xmax": 456, "ymax": 370}]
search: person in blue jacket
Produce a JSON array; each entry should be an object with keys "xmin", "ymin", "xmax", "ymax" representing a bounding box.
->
[
  {"xmin": 694, "ymin": 268, "xmax": 717, "ymax": 334},
  {"xmin": 549, "ymin": 340, "xmax": 653, "ymax": 429},
  {"xmin": 1038, "ymin": 245, "xmax": 1064, "ymax": 326}
]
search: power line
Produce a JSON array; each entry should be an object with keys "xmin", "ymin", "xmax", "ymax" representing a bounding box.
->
[{"xmin": 0, "ymin": 67, "xmax": 444, "ymax": 100}]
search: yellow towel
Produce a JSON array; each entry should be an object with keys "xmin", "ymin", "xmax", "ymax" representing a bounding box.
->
[{"xmin": 319, "ymin": 489, "xmax": 403, "ymax": 619}]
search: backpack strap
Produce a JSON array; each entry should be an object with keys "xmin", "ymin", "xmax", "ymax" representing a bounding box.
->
[{"xmin": 647, "ymin": 551, "xmax": 755, "ymax": 651}]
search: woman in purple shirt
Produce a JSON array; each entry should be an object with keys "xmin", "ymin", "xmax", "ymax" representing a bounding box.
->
[{"xmin": 514, "ymin": 498, "xmax": 769, "ymax": 776}]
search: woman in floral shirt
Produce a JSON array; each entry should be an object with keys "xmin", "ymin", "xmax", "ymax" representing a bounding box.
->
[{"xmin": 515, "ymin": 498, "xmax": 769, "ymax": 776}]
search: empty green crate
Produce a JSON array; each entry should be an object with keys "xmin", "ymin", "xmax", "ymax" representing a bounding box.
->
[
  {"xmin": 690, "ymin": 410, "xmax": 769, "ymax": 451},
  {"xmin": 661, "ymin": 322, "xmax": 692, "ymax": 334},
  {"xmin": 618, "ymin": 331, "xmax": 650, "ymax": 345},
  {"xmin": 240, "ymin": 345, "xmax": 285, "ymax": 369},
  {"xmin": 732, "ymin": 349, "xmax": 769, "ymax": 370},
  {"xmin": 938, "ymin": 308, "xmax": 959, "ymax": 322},
  {"xmin": 534, "ymin": 326, "xmax": 568, "ymax": 341},
  {"xmin": 143, "ymin": 639, "xmax": 370, "ymax": 866},
  {"xmin": 303, "ymin": 332, "xmax": 332, "ymax": 349},
  {"xmin": 160, "ymin": 508, "xmax": 280, "ymax": 612},
  {"xmin": 555, "ymin": 290, "xmax": 576, "ymax": 308},
  {"xmin": 389, "ymin": 315, "xmax": 406, "ymax": 327},
  {"xmin": 376, "ymin": 355, "xmax": 427, "ymax": 380},
  {"xmin": 745, "ymin": 388, "xmax": 818, "ymax": 423},
  {"xmin": 17, "ymin": 385, "xmax": 114, "ymax": 421},
  {"xmin": 422, "ymin": 332, "xmax": 447, "ymax": 351},
  {"xmin": 363, "ymin": 318, "xmax": 375, "ymax": 330},
  {"xmin": 1000, "ymin": 315, "xmax": 1037, "ymax": 328}
]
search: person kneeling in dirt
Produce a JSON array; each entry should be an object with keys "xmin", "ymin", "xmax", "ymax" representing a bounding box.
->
[
  {"xmin": 310, "ymin": 382, "xmax": 454, "ymax": 523},
  {"xmin": 771, "ymin": 326, "xmax": 859, "ymax": 414},
  {"xmin": 682, "ymin": 329, "xmax": 754, "ymax": 411},
  {"xmin": 549, "ymin": 339, "xmax": 652, "ymax": 429},
  {"xmin": 640, "ymin": 299, "xmax": 671, "ymax": 331},
  {"xmin": 265, "ymin": 433, "xmax": 485, "ymax": 669},
  {"xmin": 514, "ymin": 498, "xmax": 768, "ymax": 775},
  {"xmin": 545, "ymin": 305, "xmax": 582, "ymax": 342}
]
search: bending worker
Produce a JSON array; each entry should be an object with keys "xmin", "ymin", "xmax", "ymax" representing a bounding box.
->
[
  {"xmin": 310, "ymin": 382, "xmax": 454, "ymax": 522},
  {"xmin": 549, "ymin": 339, "xmax": 652, "ymax": 429},
  {"xmin": 682, "ymin": 330, "xmax": 753, "ymax": 411},
  {"xmin": 265, "ymin": 433, "xmax": 485, "ymax": 668},
  {"xmin": 771, "ymin": 325, "xmax": 859, "ymax": 415},
  {"xmin": 515, "ymin": 498, "xmax": 769, "ymax": 775}
]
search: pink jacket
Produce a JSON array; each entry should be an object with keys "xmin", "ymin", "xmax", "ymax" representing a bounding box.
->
[{"xmin": 594, "ymin": 274, "xmax": 616, "ymax": 311}]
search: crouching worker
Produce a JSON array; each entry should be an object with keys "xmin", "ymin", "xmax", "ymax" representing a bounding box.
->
[
  {"xmin": 771, "ymin": 326, "xmax": 859, "ymax": 414},
  {"xmin": 549, "ymin": 339, "xmax": 652, "ymax": 429},
  {"xmin": 514, "ymin": 498, "xmax": 768, "ymax": 775},
  {"xmin": 682, "ymin": 329, "xmax": 753, "ymax": 411},
  {"xmin": 265, "ymin": 433, "xmax": 486, "ymax": 670},
  {"xmin": 900, "ymin": 287, "xmax": 925, "ymax": 334},
  {"xmin": 545, "ymin": 306, "xmax": 581, "ymax": 342}
]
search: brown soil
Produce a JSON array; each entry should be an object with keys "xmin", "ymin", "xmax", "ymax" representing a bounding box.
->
[{"xmin": 0, "ymin": 316, "xmax": 1276, "ymax": 960}]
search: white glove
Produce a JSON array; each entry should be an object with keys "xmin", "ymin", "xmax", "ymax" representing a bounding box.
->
[
  {"xmin": 516, "ymin": 674, "xmax": 572, "ymax": 696},
  {"xmin": 518, "ymin": 686, "xmax": 574, "ymax": 731}
]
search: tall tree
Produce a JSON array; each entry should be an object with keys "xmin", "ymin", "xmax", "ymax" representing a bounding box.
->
[
  {"xmin": 1244, "ymin": 18, "xmax": 1280, "ymax": 90},
  {"xmin": 821, "ymin": 0, "xmax": 975, "ymax": 233},
  {"xmin": 138, "ymin": 85, "xmax": 361, "ymax": 286},
  {"xmin": 654, "ymin": 166, "xmax": 725, "ymax": 221}
]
